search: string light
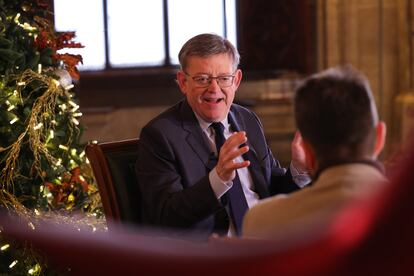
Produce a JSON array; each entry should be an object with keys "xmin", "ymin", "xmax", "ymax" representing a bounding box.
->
[
  {"xmin": 59, "ymin": 104, "xmax": 67, "ymax": 111},
  {"xmin": 33, "ymin": 122, "xmax": 43, "ymax": 130},
  {"xmin": 28, "ymin": 222, "xmax": 35, "ymax": 230},
  {"xmin": 9, "ymin": 260, "xmax": 18, "ymax": 269},
  {"xmin": 49, "ymin": 130, "xmax": 54, "ymax": 139},
  {"xmin": 9, "ymin": 117, "xmax": 19, "ymax": 124},
  {"xmin": 59, "ymin": 145, "xmax": 68, "ymax": 151},
  {"xmin": 14, "ymin": 13, "xmax": 21, "ymax": 22},
  {"xmin": 17, "ymin": 81, "xmax": 25, "ymax": 86},
  {"xmin": 73, "ymin": 112, "xmax": 83, "ymax": 117},
  {"xmin": 1, "ymin": 244, "xmax": 10, "ymax": 251},
  {"xmin": 69, "ymin": 100, "xmax": 80, "ymax": 112},
  {"xmin": 79, "ymin": 151, "xmax": 85, "ymax": 158},
  {"xmin": 71, "ymin": 118, "xmax": 79, "ymax": 125},
  {"xmin": 70, "ymin": 105, "xmax": 79, "ymax": 112},
  {"xmin": 70, "ymin": 148, "xmax": 77, "ymax": 156},
  {"xmin": 22, "ymin": 23, "xmax": 36, "ymax": 31},
  {"xmin": 68, "ymin": 101, "xmax": 77, "ymax": 108},
  {"xmin": 28, "ymin": 264, "xmax": 41, "ymax": 275},
  {"xmin": 14, "ymin": 13, "xmax": 37, "ymax": 31},
  {"xmin": 7, "ymin": 105, "xmax": 15, "ymax": 111},
  {"xmin": 64, "ymin": 84, "xmax": 74, "ymax": 90},
  {"xmin": 37, "ymin": 64, "xmax": 42, "ymax": 74}
]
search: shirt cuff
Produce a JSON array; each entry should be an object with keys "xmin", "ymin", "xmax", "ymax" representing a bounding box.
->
[
  {"xmin": 209, "ymin": 167, "xmax": 233, "ymax": 198},
  {"xmin": 290, "ymin": 162, "xmax": 312, "ymax": 188}
]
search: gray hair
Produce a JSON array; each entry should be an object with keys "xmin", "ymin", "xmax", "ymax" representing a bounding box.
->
[{"xmin": 178, "ymin": 33, "xmax": 240, "ymax": 72}]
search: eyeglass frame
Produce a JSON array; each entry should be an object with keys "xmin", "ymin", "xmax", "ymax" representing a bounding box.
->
[{"xmin": 183, "ymin": 71, "xmax": 237, "ymax": 88}]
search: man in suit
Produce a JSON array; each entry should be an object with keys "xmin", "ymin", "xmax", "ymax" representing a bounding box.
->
[
  {"xmin": 243, "ymin": 65, "xmax": 388, "ymax": 239},
  {"xmin": 136, "ymin": 33, "xmax": 310, "ymax": 239}
]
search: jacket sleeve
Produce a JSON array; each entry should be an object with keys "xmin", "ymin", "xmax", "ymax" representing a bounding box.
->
[{"xmin": 135, "ymin": 125, "xmax": 222, "ymax": 228}]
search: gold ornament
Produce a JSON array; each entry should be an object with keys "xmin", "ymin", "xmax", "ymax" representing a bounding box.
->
[{"xmin": 21, "ymin": 2, "xmax": 32, "ymax": 12}]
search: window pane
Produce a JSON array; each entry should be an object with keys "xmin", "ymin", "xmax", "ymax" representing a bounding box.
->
[
  {"xmin": 225, "ymin": 0, "xmax": 237, "ymax": 48},
  {"xmin": 54, "ymin": 0, "xmax": 105, "ymax": 70},
  {"xmin": 107, "ymin": 0, "xmax": 165, "ymax": 67},
  {"xmin": 168, "ymin": 0, "xmax": 225, "ymax": 65}
]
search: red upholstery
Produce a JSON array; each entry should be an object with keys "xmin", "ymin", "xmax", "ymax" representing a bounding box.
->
[{"xmin": 2, "ymin": 144, "xmax": 414, "ymax": 275}]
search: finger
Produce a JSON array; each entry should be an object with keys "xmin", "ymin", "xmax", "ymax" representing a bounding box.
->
[
  {"xmin": 219, "ymin": 161, "xmax": 250, "ymax": 179},
  {"xmin": 221, "ymin": 155, "xmax": 250, "ymax": 171},
  {"xmin": 223, "ymin": 131, "xmax": 248, "ymax": 149},
  {"xmin": 219, "ymin": 133, "xmax": 248, "ymax": 157},
  {"xmin": 219, "ymin": 145, "xmax": 249, "ymax": 165},
  {"xmin": 228, "ymin": 145, "xmax": 249, "ymax": 160},
  {"xmin": 229, "ymin": 160, "xmax": 250, "ymax": 170},
  {"xmin": 292, "ymin": 130, "xmax": 303, "ymax": 145}
]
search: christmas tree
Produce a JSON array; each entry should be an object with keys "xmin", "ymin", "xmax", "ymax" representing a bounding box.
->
[{"xmin": 0, "ymin": 0, "xmax": 102, "ymax": 274}]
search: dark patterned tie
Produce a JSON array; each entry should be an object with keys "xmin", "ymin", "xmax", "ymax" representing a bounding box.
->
[{"xmin": 211, "ymin": 122, "xmax": 249, "ymax": 236}]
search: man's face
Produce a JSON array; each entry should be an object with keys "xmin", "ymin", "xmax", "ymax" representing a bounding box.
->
[{"xmin": 177, "ymin": 54, "xmax": 242, "ymax": 123}]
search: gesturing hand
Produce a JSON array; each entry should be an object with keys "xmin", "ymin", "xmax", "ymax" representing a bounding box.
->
[
  {"xmin": 216, "ymin": 131, "xmax": 250, "ymax": 182},
  {"xmin": 291, "ymin": 131, "xmax": 309, "ymax": 173}
]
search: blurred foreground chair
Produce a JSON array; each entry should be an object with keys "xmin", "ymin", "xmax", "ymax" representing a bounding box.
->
[
  {"xmin": 3, "ymin": 142, "xmax": 414, "ymax": 275},
  {"xmin": 85, "ymin": 138, "xmax": 141, "ymax": 226}
]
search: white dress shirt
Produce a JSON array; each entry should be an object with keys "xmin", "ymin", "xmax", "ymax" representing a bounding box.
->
[{"xmin": 194, "ymin": 113, "xmax": 310, "ymax": 235}]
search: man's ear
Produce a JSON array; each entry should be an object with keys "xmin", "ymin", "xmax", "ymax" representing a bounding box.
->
[
  {"xmin": 374, "ymin": 121, "xmax": 387, "ymax": 157},
  {"xmin": 233, "ymin": 69, "xmax": 242, "ymax": 90},
  {"xmin": 176, "ymin": 71, "xmax": 187, "ymax": 95}
]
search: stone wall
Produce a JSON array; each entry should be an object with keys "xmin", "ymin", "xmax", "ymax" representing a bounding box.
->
[{"xmin": 316, "ymin": 0, "xmax": 414, "ymax": 155}]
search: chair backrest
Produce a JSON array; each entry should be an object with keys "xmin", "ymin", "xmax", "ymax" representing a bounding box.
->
[
  {"xmin": 85, "ymin": 138, "xmax": 141, "ymax": 226},
  {"xmin": 4, "ymin": 142, "xmax": 414, "ymax": 275}
]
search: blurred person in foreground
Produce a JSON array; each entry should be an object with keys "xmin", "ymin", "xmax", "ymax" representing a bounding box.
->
[
  {"xmin": 135, "ymin": 33, "xmax": 311, "ymax": 240},
  {"xmin": 243, "ymin": 65, "xmax": 388, "ymax": 239}
]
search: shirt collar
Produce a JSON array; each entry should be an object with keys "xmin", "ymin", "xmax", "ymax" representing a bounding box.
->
[
  {"xmin": 193, "ymin": 112, "xmax": 230, "ymax": 133},
  {"xmin": 313, "ymin": 159, "xmax": 385, "ymax": 182}
]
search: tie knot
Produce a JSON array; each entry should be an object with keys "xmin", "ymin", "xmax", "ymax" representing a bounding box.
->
[{"xmin": 211, "ymin": 122, "xmax": 224, "ymax": 134}]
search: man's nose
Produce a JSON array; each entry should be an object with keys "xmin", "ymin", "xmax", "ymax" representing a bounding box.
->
[{"xmin": 208, "ymin": 77, "xmax": 221, "ymax": 89}]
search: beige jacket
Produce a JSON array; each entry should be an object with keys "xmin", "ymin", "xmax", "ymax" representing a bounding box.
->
[{"xmin": 243, "ymin": 163, "xmax": 387, "ymax": 239}]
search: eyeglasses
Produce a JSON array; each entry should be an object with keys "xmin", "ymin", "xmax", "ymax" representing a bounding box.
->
[{"xmin": 184, "ymin": 72, "xmax": 236, "ymax": 88}]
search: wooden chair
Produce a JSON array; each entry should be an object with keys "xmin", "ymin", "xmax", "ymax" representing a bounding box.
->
[{"xmin": 85, "ymin": 138, "xmax": 141, "ymax": 226}]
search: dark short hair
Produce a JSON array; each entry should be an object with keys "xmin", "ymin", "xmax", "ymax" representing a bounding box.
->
[
  {"xmin": 294, "ymin": 65, "xmax": 378, "ymax": 160},
  {"xmin": 178, "ymin": 33, "xmax": 240, "ymax": 72}
]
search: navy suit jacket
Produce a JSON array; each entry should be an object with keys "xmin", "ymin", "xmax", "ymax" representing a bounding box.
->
[{"xmin": 136, "ymin": 99, "xmax": 299, "ymax": 239}]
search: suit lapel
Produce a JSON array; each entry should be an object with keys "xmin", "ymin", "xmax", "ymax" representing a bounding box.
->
[
  {"xmin": 228, "ymin": 108, "xmax": 270, "ymax": 198},
  {"xmin": 180, "ymin": 100, "xmax": 216, "ymax": 170}
]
